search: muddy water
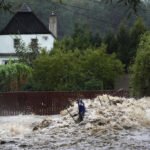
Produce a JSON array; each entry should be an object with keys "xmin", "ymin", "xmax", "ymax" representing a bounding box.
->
[
  {"xmin": 0, "ymin": 116, "xmax": 150, "ymax": 150},
  {"xmin": 1, "ymin": 95, "xmax": 150, "ymax": 150}
]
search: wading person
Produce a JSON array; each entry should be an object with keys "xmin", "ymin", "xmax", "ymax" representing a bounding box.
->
[{"xmin": 77, "ymin": 99, "xmax": 85, "ymax": 122}]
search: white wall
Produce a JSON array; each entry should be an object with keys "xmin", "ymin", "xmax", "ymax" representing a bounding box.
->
[
  {"xmin": 0, "ymin": 34, "xmax": 55, "ymax": 53},
  {"xmin": 0, "ymin": 56, "xmax": 18, "ymax": 64}
]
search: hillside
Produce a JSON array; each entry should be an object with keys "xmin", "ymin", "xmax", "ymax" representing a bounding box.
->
[{"xmin": 0, "ymin": 0, "xmax": 150, "ymax": 38}]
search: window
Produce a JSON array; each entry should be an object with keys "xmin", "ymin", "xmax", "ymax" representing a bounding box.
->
[
  {"xmin": 2, "ymin": 60, "xmax": 9, "ymax": 65},
  {"xmin": 30, "ymin": 38, "xmax": 38, "ymax": 49},
  {"xmin": 42, "ymin": 36, "xmax": 48, "ymax": 40},
  {"xmin": 14, "ymin": 39, "xmax": 20, "ymax": 48}
]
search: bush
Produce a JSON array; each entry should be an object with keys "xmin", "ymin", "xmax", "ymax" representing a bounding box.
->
[{"xmin": 131, "ymin": 32, "xmax": 150, "ymax": 97}]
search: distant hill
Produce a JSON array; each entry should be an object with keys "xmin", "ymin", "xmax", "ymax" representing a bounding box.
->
[{"xmin": 0, "ymin": 0, "xmax": 150, "ymax": 38}]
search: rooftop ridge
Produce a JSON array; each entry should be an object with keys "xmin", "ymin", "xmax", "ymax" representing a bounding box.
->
[{"xmin": 18, "ymin": 3, "xmax": 32, "ymax": 12}]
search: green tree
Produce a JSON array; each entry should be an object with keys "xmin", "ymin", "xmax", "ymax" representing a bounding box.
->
[
  {"xmin": 104, "ymin": 31, "xmax": 117, "ymax": 54},
  {"xmin": 104, "ymin": 18, "xmax": 146, "ymax": 71},
  {"xmin": 15, "ymin": 39, "xmax": 39, "ymax": 66},
  {"xmin": 54, "ymin": 24, "xmax": 93, "ymax": 51},
  {"xmin": 0, "ymin": 62, "xmax": 32, "ymax": 92},
  {"xmin": 131, "ymin": 32, "xmax": 150, "ymax": 97},
  {"xmin": 90, "ymin": 33, "xmax": 102, "ymax": 48},
  {"xmin": 32, "ymin": 45, "xmax": 123, "ymax": 91},
  {"xmin": 72, "ymin": 24, "xmax": 92, "ymax": 50},
  {"xmin": 116, "ymin": 23, "xmax": 131, "ymax": 71},
  {"xmin": 81, "ymin": 45, "xmax": 124, "ymax": 90},
  {"xmin": 129, "ymin": 17, "xmax": 147, "ymax": 62},
  {"xmin": 53, "ymin": 36, "xmax": 74, "ymax": 52},
  {"xmin": 32, "ymin": 49, "xmax": 83, "ymax": 91},
  {"xmin": 54, "ymin": 24, "xmax": 102, "ymax": 52},
  {"xmin": 0, "ymin": 0, "xmax": 12, "ymax": 11}
]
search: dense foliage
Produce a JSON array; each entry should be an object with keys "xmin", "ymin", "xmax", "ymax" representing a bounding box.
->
[
  {"xmin": 54, "ymin": 24, "xmax": 101, "ymax": 51},
  {"xmin": 104, "ymin": 18, "xmax": 146, "ymax": 70},
  {"xmin": 0, "ymin": 62, "xmax": 32, "ymax": 92},
  {"xmin": 54, "ymin": 18, "xmax": 146, "ymax": 71},
  {"xmin": 15, "ymin": 39, "xmax": 39, "ymax": 66},
  {"xmin": 131, "ymin": 32, "xmax": 150, "ymax": 97},
  {"xmin": 32, "ymin": 46, "xmax": 123, "ymax": 91},
  {"xmin": 0, "ymin": 0, "xmax": 11, "ymax": 11}
]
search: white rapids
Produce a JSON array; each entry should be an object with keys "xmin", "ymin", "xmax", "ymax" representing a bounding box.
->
[{"xmin": 0, "ymin": 95, "xmax": 150, "ymax": 150}]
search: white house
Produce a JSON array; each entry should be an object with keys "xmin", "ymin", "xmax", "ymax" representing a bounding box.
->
[{"xmin": 0, "ymin": 3, "xmax": 57, "ymax": 64}]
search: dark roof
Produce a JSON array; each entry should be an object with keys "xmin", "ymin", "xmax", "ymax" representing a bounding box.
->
[{"xmin": 0, "ymin": 4, "xmax": 54, "ymax": 36}]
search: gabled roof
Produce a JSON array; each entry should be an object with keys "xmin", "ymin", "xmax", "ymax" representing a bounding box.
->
[{"xmin": 0, "ymin": 3, "xmax": 54, "ymax": 36}]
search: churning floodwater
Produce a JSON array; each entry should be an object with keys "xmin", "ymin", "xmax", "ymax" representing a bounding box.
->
[{"xmin": 0, "ymin": 95, "xmax": 150, "ymax": 150}]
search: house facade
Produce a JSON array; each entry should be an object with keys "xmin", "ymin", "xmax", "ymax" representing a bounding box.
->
[{"xmin": 0, "ymin": 3, "xmax": 57, "ymax": 64}]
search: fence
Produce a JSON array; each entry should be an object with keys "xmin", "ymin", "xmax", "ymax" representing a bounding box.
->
[{"xmin": 0, "ymin": 90, "xmax": 129, "ymax": 116}]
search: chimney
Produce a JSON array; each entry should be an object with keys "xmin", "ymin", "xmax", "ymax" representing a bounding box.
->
[{"xmin": 49, "ymin": 11, "xmax": 57, "ymax": 38}]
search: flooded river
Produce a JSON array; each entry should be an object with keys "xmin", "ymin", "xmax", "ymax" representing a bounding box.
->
[{"xmin": 0, "ymin": 95, "xmax": 150, "ymax": 150}]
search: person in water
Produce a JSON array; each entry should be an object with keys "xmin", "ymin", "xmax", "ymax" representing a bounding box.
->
[{"xmin": 77, "ymin": 99, "xmax": 85, "ymax": 122}]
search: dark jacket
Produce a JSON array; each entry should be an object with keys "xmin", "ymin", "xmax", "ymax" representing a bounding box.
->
[{"xmin": 78, "ymin": 100, "xmax": 85, "ymax": 114}]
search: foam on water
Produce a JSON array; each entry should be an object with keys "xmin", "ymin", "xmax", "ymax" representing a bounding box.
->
[
  {"xmin": 61, "ymin": 95, "xmax": 150, "ymax": 130},
  {"xmin": 1, "ymin": 95, "xmax": 150, "ymax": 149},
  {"xmin": 0, "ymin": 95, "xmax": 150, "ymax": 139},
  {"xmin": 0, "ymin": 115, "xmax": 48, "ymax": 138}
]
